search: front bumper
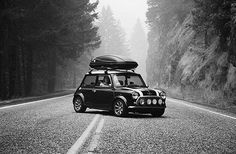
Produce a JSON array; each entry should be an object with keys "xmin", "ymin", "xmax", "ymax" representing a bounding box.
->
[
  {"xmin": 128, "ymin": 106, "xmax": 165, "ymax": 109},
  {"xmin": 134, "ymin": 96, "xmax": 166, "ymax": 106},
  {"xmin": 127, "ymin": 96, "xmax": 166, "ymax": 113},
  {"xmin": 128, "ymin": 106, "xmax": 165, "ymax": 113}
]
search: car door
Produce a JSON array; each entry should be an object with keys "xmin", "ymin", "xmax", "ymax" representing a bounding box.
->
[
  {"xmin": 93, "ymin": 74, "xmax": 114, "ymax": 109},
  {"xmin": 80, "ymin": 75, "xmax": 97, "ymax": 107}
]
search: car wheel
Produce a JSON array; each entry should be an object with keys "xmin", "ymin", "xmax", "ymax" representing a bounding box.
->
[
  {"xmin": 73, "ymin": 96, "xmax": 86, "ymax": 113},
  {"xmin": 151, "ymin": 109, "xmax": 165, "ymax": 117},
  {"xmin": 113, "ymin": 99, "xmax": 128, "ymax": 117}
]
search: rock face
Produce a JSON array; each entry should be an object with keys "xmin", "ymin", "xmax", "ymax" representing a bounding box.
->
[{"xmin": 146, "ymin": 13, "xmax": 236, "ymax": 108}]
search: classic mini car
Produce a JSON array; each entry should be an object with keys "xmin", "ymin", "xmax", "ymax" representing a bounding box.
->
[{"xmin": 73, "ymin": 55, "xmax": 166, "ymax": 117}]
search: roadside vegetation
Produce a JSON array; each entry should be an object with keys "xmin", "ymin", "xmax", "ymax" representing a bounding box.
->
[
  {"xmin": 0, "ymin": 0, "xmax": 100, "ymax": 100},
  {"xmin": 146, "ymin": 0, "xmax": 236, "ymax": 109}
]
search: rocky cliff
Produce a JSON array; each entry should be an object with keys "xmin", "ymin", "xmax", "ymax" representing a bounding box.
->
[{"xmin": 146, "ymin": 11, "xmax": 236, "ymax": 110}]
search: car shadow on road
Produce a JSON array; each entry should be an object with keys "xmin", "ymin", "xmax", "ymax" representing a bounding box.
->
[{"xmin": 74, "ymin": 110, "xmax": 169, "ymax": 119}]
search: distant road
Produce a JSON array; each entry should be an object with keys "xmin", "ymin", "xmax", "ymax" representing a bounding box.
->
[{"xmin": 0, "ymin": 95, "xmax": 235, "ymax": 153}]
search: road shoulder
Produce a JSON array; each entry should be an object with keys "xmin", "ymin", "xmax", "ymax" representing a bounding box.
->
[
  {"xmin": 0, "ymin": 89, "xmax": 75, "ymax": 108},
  {"xmin": 167, "ymin": 97, "xmax": 236, "ymax": 119}
]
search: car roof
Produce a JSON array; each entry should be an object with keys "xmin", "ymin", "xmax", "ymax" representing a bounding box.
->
[{"xmin": 85, "ymin": 69, "xmax": 139, "ymax": 75}]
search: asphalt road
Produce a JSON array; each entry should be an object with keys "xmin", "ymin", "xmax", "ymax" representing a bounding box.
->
[{"xmin": 0, "ymin": 95, "xmax": 235, "ymax": 154}]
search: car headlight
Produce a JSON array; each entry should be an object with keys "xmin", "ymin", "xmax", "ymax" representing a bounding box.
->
[
  {"xmin": 147, "ymin": 99, "xmax": 151, "ymax": 105},
  {"xmin": 152, "ymin": 99, "xmax": 157, "ymax": 105},
  {"xmin": 158, "ymin": 99, "xmax": 162, "ymax": 105},
  {"xmin": 159, "ymin": 91, "xmax": 166, "ymax": 99},
  {"xmin": 132, "ymin": 91, "xmax": 139, "ymax": 99},
  {"xmin": 139, "ymin": 98, "xmax": 145, "ymax": 105}
]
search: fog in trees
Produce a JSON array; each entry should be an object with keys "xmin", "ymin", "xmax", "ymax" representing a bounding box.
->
[
  {"xmin": 1, "ymin": 0, "xmax": 235, "ymax": 110},
  {"xmin": 129, "ymin": 19, "xmax": 148, "ymax": 80},
  {"xmin": 93, "ymin": 6, "xmax": 129, "ymax": 57},
  {"xmin": 146, "ymin": 0, "xmax": 235, "ymax": 107},
  {"xmin": 94, "ymin": 7, "xmax": 148, "ymax": 80}
]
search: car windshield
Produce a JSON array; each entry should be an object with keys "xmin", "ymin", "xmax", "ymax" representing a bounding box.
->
[{"xmin": 113, "ymin": 74, "xmax": 146, "ymax": 88}]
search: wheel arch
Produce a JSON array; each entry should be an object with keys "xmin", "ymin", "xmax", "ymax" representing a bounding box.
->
[
  {"xmin": 73, "ymin": 93, "xmax": 85, "ymax": 103},
  {"xmin": 112, "ymin": 95, "xmax": 127, "ymax": 107},
  {"xmin": 112, "ymin": 95, "xmax": 128, "ymax": 116}
]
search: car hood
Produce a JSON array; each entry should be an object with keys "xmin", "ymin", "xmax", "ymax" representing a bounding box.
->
[{"xmin": 119, "ymin": 87, "xmax": 159, "ymax": 96}]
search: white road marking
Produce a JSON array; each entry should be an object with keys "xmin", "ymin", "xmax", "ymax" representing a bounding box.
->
[
  {"xmin": 88, "ymin": 118, "xmax": 105, "ymax": 153},
  {"xmin": 168, "ymin": 97, "xmax": 236, "ymax": 120},
  {"xmin": 67, "ymin": 114, "xmax": 100, "ymax": 154},
  {"xmin": 0, "ymin": 94, "xmax": 73, "ymax": 110}
]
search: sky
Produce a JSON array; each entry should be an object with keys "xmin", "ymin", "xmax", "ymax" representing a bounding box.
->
[{"xmin": 96, "ymin": 0, "xmax": 148, "ymax": 37}]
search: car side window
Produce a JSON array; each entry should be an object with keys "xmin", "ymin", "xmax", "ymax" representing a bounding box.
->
[
  {"xmin": 81, "ymin": 75, "xmax": 96, "ymax": 88},
  {"xmin": 96, "ymin": 75, "xmax": 112, "ymax": 88},
  {"xmin": 113, "ymin": 75, "xmax": 125, "ymax": 87}
]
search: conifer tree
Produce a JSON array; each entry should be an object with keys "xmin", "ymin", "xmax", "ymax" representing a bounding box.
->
[
  {"xmin": 94, "ymin": 6, "xmax": 129, "ymax": 57},
  {"xmin": 0, "ymin": 0, "xmax": 100, "ymax": 99},
  {"xmin": 191, "ymin": 0, "xmax": 231, "ymax": 49},
  {"xmin": 130, "ymin": 19, "xmax": 148, "ymax": 80}
]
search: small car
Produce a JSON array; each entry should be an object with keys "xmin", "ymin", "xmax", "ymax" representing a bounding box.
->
[{"xmin": 73, "ymin": 55, "xmax": 166, "ymax": 117}]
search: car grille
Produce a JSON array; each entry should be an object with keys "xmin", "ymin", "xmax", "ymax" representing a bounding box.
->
[{"xmin": 141, "ymin": 90, "xmax": 156, "ymax": 96}]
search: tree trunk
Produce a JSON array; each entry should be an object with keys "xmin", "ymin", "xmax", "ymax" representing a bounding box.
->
[
  {"xmin": 25, "ymin": 45, "xmax": 33, "ymax": 95},
  {"xmin": 73, "ymin": 64, "xmax": 77, "ymax": 88},
  {"xmin": 229, "ymin": 2, "xmax": 236, "ymax": 67},
  {"xmin": 20, "ymin": 43, "xmax": 26, "ymax": 97},
  {"xmin": 1, "ymin": 22, "xmax": 10, "ymax": 99},
  {"xmin": 47, "ymin": 49, "xmax": 56, "ymax": 93},
  {"xmin": 9, "ymin": 45, "xmax": 16, "ymax": 97}
]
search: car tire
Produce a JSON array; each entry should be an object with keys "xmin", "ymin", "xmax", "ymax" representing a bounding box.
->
[
  {"xmin": 73, "ymin": 96, "xmax": 86, "ymax": 113},
  {"xmin": 113, "ymin": 99, "xmax": 128, "ymax": 117},
  {"xmin": 151, "ymin": 109, "xmax": 165, "ymax": 117}
]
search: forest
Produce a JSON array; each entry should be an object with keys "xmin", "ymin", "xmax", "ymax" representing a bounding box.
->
[
  {"xmin": 0, "ymin": 0, "xmax": 100, "ymax": 100},
  {"xmin": 0, "ymin": 0, "xmax": 145, "ymax": 101},
  {"xmin": 146, "ymin": 0, "xmax": 236, "ymax": 109},
  {"xmin": 1, "ymin": 0, "xmax": 235, "ymax": 109},
  {"xmin": 94, "ymin": 6, "xmax": 148, "ymax": 80}
]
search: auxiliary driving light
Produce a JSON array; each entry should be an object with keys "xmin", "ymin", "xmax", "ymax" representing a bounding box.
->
[
  {"xmin": 158, "ymin": 99, "xmax": 162, "ymax": 105},
  {"xmin": 132, "ymin": 92, "xmax": 139, "ymax": 99},
  {"xmin": 152, "ymin": 99, "xmax": 157, "ymax": 105},
  {"xmin": 139, "ymin": 99, "xmax": 145, "ymax": 105},
  {"xmin": 147, "ymin": 99, "xmax": 151, "ymax": 105}
]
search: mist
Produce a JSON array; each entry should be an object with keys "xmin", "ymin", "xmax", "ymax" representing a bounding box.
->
[
  {"xmin": 93, "ymin": 1, "xmax": 148, "ymax": 80},
  {"xmin": 0, "ymin": 0, "xmax": 235, "ymax": 110}
]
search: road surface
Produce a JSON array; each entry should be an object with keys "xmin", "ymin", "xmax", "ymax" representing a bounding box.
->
[{"xmin": 0, "ymin": 95, "xmax": 235, "ymax": 153}]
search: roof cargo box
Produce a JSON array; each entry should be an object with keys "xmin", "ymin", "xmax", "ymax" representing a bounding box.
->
[{"xmin": 89, "ymin": 55, "xmax": 138, "ymax": 70}]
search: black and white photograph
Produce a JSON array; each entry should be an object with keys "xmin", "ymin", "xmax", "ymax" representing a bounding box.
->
[{"xmin": 0, "ymin": 0, "xmax": 236, "ymax": 153}]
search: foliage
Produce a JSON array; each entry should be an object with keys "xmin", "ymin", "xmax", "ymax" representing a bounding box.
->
[
  {"xmin": 191, "ymin": 0, "xmax": 231, "ymax": 49},
  {"xmin": 94, "ymin": 6, "xmax": 129, "ymax": 57},
  {"xmin": 0, "ymin": 0, "xmax": 100, "ymax": 99},
  {"xmin": 130, "ymin": 19, "xmax": 148, "ymax": 80},
  {"xmin": 146, "ymin": 0, "xmax": 236, "ymax": 107},
  {"xmin": 146, "ymin": 0, "xmax": 192, "ymax": 30}
]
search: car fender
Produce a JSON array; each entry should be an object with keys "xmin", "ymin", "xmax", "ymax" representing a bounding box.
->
[
  {"xmin": 74, "ymin": 93, "xmax": 85, "ymax": 102},
  {"xmin": 113, "ymin": 95, "xmax": 127, "ymax": 106}
]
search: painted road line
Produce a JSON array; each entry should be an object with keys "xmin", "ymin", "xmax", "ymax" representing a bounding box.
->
[
  {"xmin": 88, "ymin": 118, "xmax": 105, "ymax": 154},
  {"xmin": 168, "ymin": 98, "xmax": 236, "ymax": 120},
  {"xmin": 67, "ymin": 114, "xmax": 100, "ymax": 154},
  {"xmin": 0, "ymin": 94, "xmax": 73, "ymax": 110}
]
